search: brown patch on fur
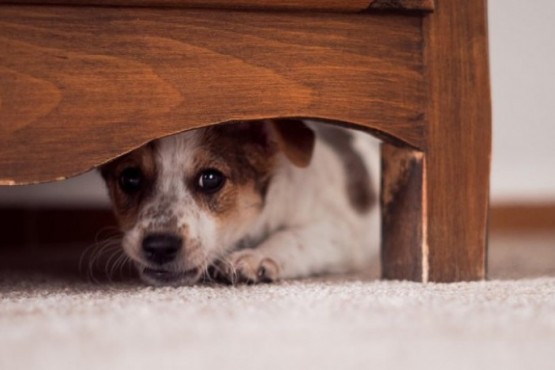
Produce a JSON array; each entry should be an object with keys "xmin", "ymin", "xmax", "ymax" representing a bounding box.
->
[
  {"xmin": 189, "ymin": 122, "xmax": 278, "ymax": 219},
  {"xmin": 100, "ymin": 144, "xmax": 157, "ymax": 230},
  {"xmin": 269, "ymin": 119, "xmax": 316, "ymax": 168},
  {"xmin": 318, "ymin": 125, "xmax": 376, "ymax": 214}
]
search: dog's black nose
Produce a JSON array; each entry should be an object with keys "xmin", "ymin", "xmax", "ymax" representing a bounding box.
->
[{"xmin": 142, "ymin": 233, "xmax": 182, "ymax": 265}]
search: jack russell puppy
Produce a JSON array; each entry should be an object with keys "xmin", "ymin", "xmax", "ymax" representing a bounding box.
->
[{"xmin": 101, "ymin": 120, "xmax": 379, "ymax": 285}]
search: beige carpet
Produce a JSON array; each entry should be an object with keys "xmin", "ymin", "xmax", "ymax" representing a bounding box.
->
[{"xmin": 1, "ymin": 232, "xmax": 554, "ymax": 370}]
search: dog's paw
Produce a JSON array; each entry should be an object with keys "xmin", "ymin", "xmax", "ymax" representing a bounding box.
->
[{"xmin": 211, "ymin": 250, "xmax": 280, "ymax": 285}]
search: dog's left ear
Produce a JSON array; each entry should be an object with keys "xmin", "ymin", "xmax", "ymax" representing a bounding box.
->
[{"xmin": 268, "ymin": 119, "xmax": 316, "ymax": 168}]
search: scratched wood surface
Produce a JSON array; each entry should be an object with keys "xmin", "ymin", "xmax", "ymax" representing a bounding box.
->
[
  {"xmin": 0, "ymin": 0, "xmax": 435, "ymax": 12},
  {"xmin": 0, "ymin": 6, "xmax": 425, "ymax": 185},
  {"xmin": 380, "ymin": 0, "xmax": 491, "ymax": 282}
]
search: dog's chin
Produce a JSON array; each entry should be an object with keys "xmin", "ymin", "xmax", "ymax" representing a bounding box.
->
[{"xmin": 138, "ymin": 265, "xmax": 202, "ymax": 286}]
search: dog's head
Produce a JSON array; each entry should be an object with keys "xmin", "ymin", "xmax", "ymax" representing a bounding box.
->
[{"xmin": 100, "ymin": 120, "xmax": 315, "ymax": 285}]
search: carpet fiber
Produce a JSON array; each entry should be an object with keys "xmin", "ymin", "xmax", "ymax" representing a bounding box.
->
[{"xmin": 1, "ymin": 232, "xmax": 554, "ymax": 370}]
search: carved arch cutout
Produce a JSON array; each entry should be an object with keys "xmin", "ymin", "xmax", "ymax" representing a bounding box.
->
[
  {"xmin": 0, "ymin": 5, "xmax": 425, "ymax": 185},
  {"xmin": 0, "ymin": 116, "xmax": 420, "ymax": 185}
]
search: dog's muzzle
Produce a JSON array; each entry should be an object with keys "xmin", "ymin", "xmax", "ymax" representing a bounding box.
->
[
  {"xmin": 142, "ymin": 233, "xmax": 182, "ymax": 265},
  {"xmin": 138, "ymin": 232, "xmax": 203, "ymax": 285}
]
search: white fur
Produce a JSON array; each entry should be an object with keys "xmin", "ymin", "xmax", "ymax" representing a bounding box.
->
[
  {"xmin": 234, "ymin": 124, "xmax": 380, "ymax": 279},
  {"xmin": 118, "ymin": 123, "xmax": 379, "ymax": 284}
]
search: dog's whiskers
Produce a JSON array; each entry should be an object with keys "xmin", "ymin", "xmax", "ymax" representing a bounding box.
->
[
  {"xmin": 104, "ymin": 247, "xmax": 126, "ymax": 283},
  {"xmin": 79, "ymin": 235, "xmax": 123, "ymax": 283},
  {"xmin": 199, "ymin": 256, "xmax": 214, "ymax": 284},
  {"xmin": 210, "ymin": 254, "xmax": 238, "ymax": 285},
  {"xmin": 113, "ymin": 252, "xmax": 131, "ymax": 280}
]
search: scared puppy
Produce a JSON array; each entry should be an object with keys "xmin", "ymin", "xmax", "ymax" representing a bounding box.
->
[{"xmin": 101, "ymin": 120, "xmax": 378, "ymax": 285}]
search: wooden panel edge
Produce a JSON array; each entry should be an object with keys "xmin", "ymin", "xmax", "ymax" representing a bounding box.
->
[
  {"xmin": 0, "ymin": 0, "xmax": 371, "ymax": 12},
  {"xmin": 368, "ymin": 0, "xmax": 434, "ymax": 11},
  {"xmin": 0, "ymin": 0, "xmax": 434, "ymax": 12}
]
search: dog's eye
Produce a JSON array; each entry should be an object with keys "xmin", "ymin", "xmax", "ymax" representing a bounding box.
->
[
  {"xmin": 119, "ymin": 167, "xmax": 143, "ymax": 194},
  {"xmin": 197, "ymin": 169, "xmax": 225, "ymax": 193}
]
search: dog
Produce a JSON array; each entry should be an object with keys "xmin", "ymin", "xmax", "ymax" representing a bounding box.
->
[{"xmin": 101, "ymin": 120, "xmax": 379, "ymax": 285}]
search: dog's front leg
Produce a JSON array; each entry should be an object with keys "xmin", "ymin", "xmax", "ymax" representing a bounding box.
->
[{"xmin": 214, "ymin": 222, "xmax": 363, "ymax": 284}]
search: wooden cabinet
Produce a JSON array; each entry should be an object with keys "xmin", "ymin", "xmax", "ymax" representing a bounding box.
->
[{"xmin": 0, "ymin": 0, "xmax": 491, "ymax": 282}]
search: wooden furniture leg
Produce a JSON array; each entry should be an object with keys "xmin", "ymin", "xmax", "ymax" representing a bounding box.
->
[{"xmin": 381, "ymin": 0, "xmax": 491, "ymax": 282}]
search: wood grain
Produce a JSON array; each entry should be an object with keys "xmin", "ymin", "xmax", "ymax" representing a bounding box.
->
[
  {"xmin": 423, "ymin": 0, "xmax": 491, "ymax": 282},
  {"xmin": 0, "ymin": 0, "xmax": 434, "ymax": 12},
  {"xmin": 381, "ymin": 143, "xmax": 424, "ymax": 281},
  {"xmin": 381, "ymin": 0, "xmax": 491, "ymax": 282},
  {"xmin": 0, "ymin": 6, "xmax": 425, "ymax": 185}
]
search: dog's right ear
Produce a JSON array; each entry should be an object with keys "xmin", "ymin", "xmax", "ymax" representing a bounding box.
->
[{"xmin": 268, "ymin": 120, "xmax": 316, "ymax": 168}]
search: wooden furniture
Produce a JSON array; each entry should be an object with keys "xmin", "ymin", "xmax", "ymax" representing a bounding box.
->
[{"xmin": 0, "ymin": 0, "xmax": 491, "ymax": 282}]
